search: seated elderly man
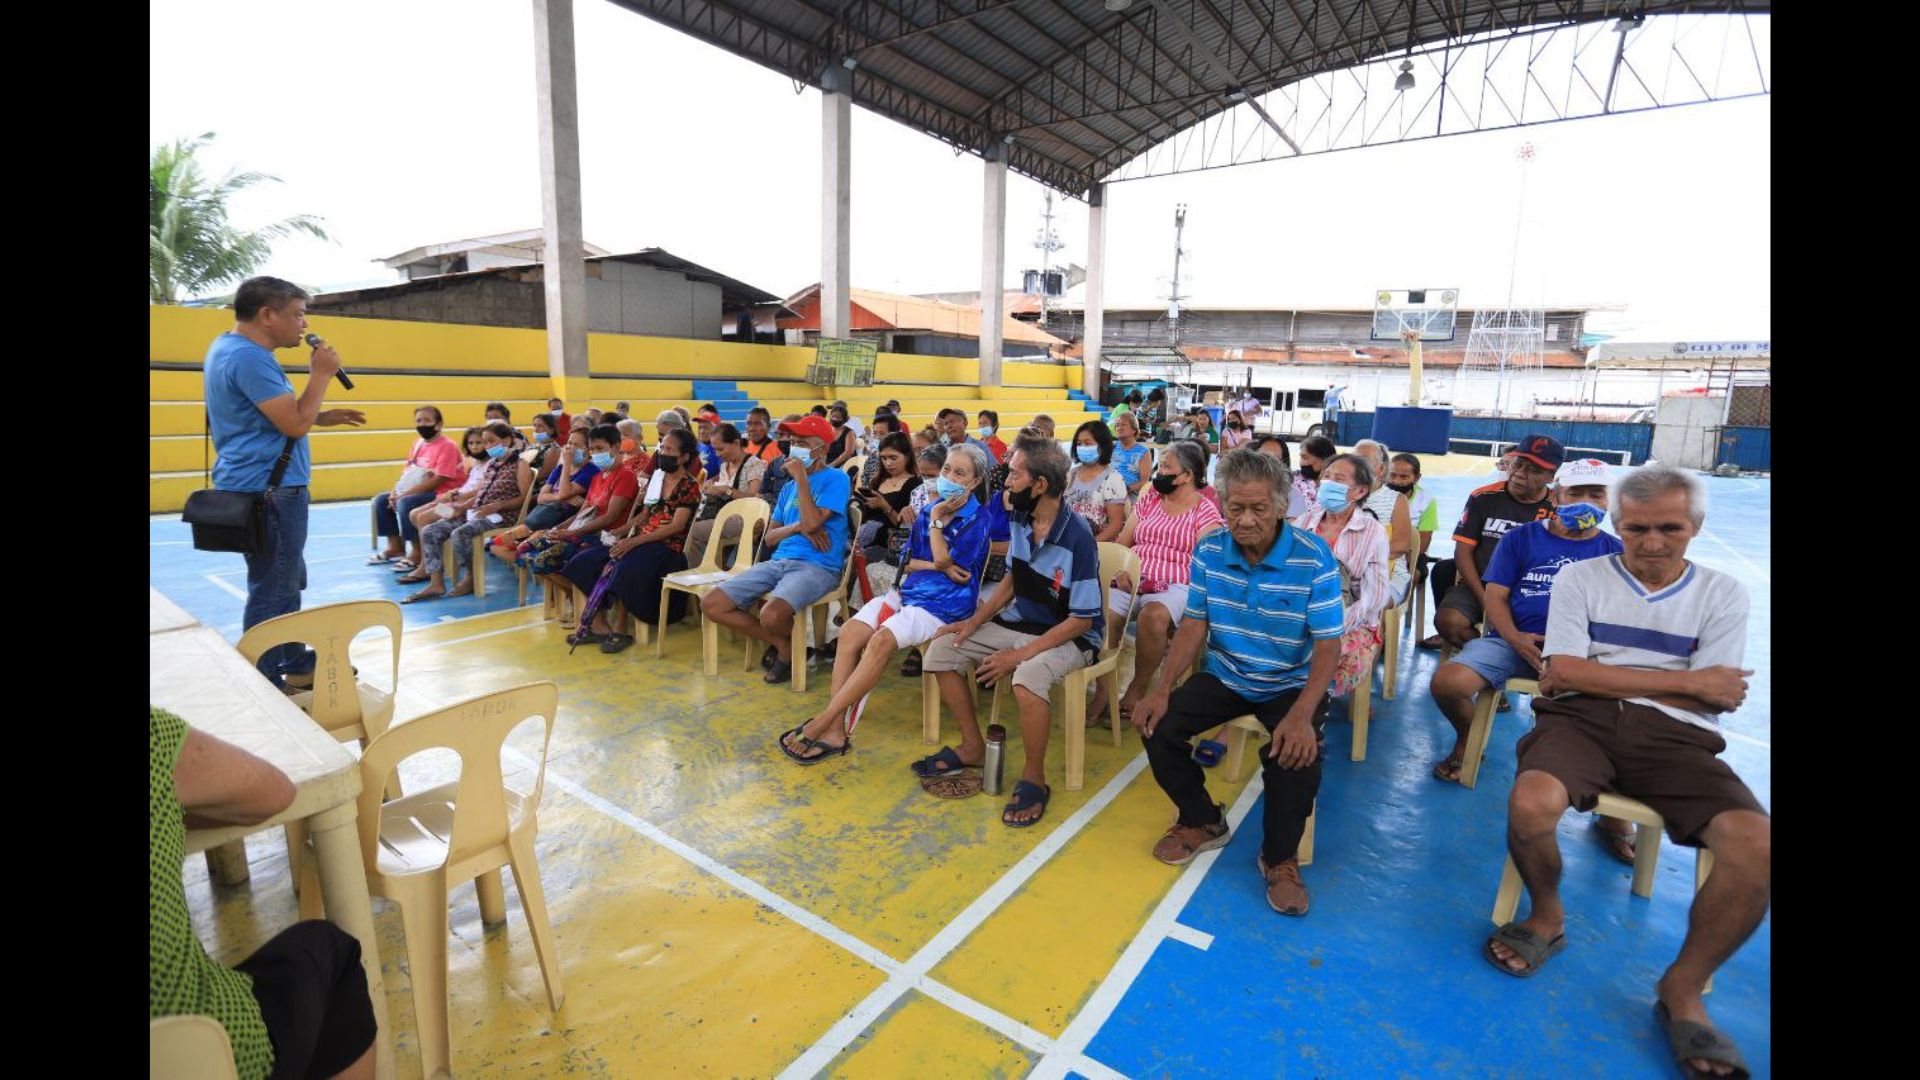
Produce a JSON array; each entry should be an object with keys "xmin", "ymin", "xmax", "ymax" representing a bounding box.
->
[
  {"xmin": 917, "ymin": 434, "xmax": 1101, "ymax": 829},
  {"xmin": 1485, "ymin": 465, "xmax": 1764, "ymax": 1080},
  {"xmin": 700, "ymin": 413, "xmax": 851, "ymax": 684},
  {"xmin": 1132, "ymin": 449, "xmax": 1342, "ymax": 916},
  {"xmin": 1429, "ymin": 458, "xmax": 1623, "ymax": 785}
]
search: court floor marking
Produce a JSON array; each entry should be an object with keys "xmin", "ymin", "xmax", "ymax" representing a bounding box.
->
[
  {"xmin": 201, "ymin": 573, "xmax": 248, "ymax": 600},
  {"xmin": 1696, "ymin": 528, "xmax": 1771, "ymax": 585},
  {"xmin": 507, "ymin": 747, "xmax": 1145, "ymax": 1078},
  {"xmin": 1030, "ymin": 766, "xmax": 1269, "ymax": 1079}
]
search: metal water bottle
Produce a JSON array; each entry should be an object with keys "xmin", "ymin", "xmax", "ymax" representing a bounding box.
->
[{"xmin": 982, "ymin": 724, "xmax": 1007, "ymax": 795}]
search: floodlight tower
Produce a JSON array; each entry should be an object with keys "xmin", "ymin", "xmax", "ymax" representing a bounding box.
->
[
  {"xmin": 1032, "ymin": 191, "xmax": 1065, "ymax": 328},
  {"xmin": 1461, "ymin": 143, "xmax": 1546, "ymax": 415},
  {"xmin": 1167, "ymin": 203, "xmax": 1189, "ymax": 345}
]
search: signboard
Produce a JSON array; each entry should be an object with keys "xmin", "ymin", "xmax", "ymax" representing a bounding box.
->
[{"xmin": 808, "ymin": 337, "xmax": 878, "ymax": 388}]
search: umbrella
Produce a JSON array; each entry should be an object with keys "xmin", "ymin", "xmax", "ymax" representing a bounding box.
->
[{"xmin": 568, "ymin": 553, "xmax": 626, "ymax": 653}]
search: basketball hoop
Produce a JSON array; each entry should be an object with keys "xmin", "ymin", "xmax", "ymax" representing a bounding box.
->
[{"xmin": 1399, "ymin": 328, "xmax": 1421, "ymax": 346}]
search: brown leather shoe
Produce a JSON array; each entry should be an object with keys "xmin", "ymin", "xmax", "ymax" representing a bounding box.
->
[
  {"xmin": 1152, "ymin": 809, "xmax": 1230, "ymax": 866},
  {"xmin": 1258, "ymin": 854, "xmax": 1310, "ymax": 916}
]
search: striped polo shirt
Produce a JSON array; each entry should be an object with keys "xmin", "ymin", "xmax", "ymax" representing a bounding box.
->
[
  {"xmin": 1541, "ymin": 555, "xmax": 1750, "ymax": 730},
  {"xmin": 997, "ymin": 505, "xmax": 1105, "ymax": 655},
  {"xmin": 1184, "ymin": 524, "xmax": 1345, "ymax": 702}
]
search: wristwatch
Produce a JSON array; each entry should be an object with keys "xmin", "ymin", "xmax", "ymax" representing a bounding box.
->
[{"xmin": 931, "ymin": 516, "xmax": 947, "ymax": 530}]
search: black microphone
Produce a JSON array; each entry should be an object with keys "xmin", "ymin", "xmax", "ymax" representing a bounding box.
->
[{"xmin": 305, "ymin": 333, "xmax": 354, "ymax": 390}]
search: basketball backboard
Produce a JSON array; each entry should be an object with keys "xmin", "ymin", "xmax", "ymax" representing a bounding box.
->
[{"xmin": 1372, "ymin": 288, "xmax": 1460, "ymax": 342}]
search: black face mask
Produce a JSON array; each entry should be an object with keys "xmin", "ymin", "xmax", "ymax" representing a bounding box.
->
[
  {"xmin": 1151, "ymin": 474, "xmax": 1180, "ymax": 496},
  {"xmin": 654, "ymin": 453, "xmax": 680, "ymax": 473},
  {"xmin": 416, "ymin": 425, "xmax": 440, "ymax": 440},
  {"xmin": 776, "ymin": 440, "xmax": 793, "ymax": 458},
  {"xmin": 1299, "ymin": 464, "xmax": 1319, "ymax": 481},
  {"xmin": 1007, "ymin": 483, "xmax": 1041, "ymax": 515},
  {"xmin": 1386, "ymin": 481, "xmax": 1415, "ymax": 496},
  {"xmin": 1227, "ymin": 422, "xmax": 1243, "ymax": 431}
]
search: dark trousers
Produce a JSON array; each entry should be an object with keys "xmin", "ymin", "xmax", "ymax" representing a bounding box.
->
[
  {"xmin": 562, "ymin": 543, "xmax": 690, "ymax": 624},
  {"xmin": 234, "ymin": 920, "xmax": 376, "ymax": 1080},
  {"xmin": 372, "ymin": 490, "xmax": 435, "ymax": 543},
  {"xmin": 1143, "ymin": 672, "xmax": 1329, "ymax": 864},
  {"xmin": 1428, "ymin": 557, "xmax": 1457, "ymax": 612},
  {"xmin": 522, "ymin": 500, "xmax": 574, "ymax": 532},
  {"xmin": 243, "ymin": 485, "xmax": 315, "ymax": 681}
]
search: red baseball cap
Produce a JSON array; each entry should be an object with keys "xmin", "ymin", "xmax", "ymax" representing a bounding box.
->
[
  {"xmin": 778, "ymin": 414, "xmax": 836, "ymax": 443},
  {"xmin": 696, "ymin": 409, "xmax": 721, "ymax": 424}
]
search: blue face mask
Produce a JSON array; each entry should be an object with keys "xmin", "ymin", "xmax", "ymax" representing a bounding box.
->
[
  {"xmin": 935, "ymin": 476, "xmax": 969, "ymax": 500},
  {"xmin": 591, "ymin": 451, "xmax": 614, "ymax": 469},
  {"xmin": 978, "ymin": 425, "xmax": 995, "ymax": 438},
  {"xmin": 1075, "ymin": 445, "xmax": 1100, "ymax": 464},
  {"xmin": 1557, "ymin": 502, "xmax": 1606, "ymax": 531},
  {"xmin": 791, "ymin": 445, "xmax": 813, "ymax": 465},
  {"xmin": 571, "ymin": 449, "xmax": 587, "ymax": 465},
  {"xmin": 1315, "ymin": 478, "xmax": 1350, "ymax": 513},
  {"xmin": 486, "ymin": 444, "xmax": 507, "ymax": 460},
  {"xmin": 533, "ymin": 431, "xmax": 550, "ymax": 443}
]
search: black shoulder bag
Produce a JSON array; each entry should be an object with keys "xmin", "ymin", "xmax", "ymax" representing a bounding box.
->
[{"xmin": 182, "ymin": 438, "xmax": 298, "ymax": 555}]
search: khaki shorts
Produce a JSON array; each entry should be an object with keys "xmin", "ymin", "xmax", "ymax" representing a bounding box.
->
[{"xmin": 922, "ymin": 620, "xmax": 1091, "ymax": 701}]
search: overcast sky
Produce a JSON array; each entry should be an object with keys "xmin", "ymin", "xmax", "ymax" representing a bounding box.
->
[{"xmin": 150, "ymin": 0, "xmax": 1769, "ymax": 341}]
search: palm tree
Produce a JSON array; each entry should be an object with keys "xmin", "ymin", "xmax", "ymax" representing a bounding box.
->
[{"xmin": 149, "ymin": 133, "xmax": 332, "ymax": 304}]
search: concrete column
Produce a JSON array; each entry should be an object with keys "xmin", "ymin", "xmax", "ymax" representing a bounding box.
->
[
  {"xmin": 533, "ymin": 0, "xmax": 590, "ymax": 402},
  {"xmin": 978, "ymin": 142, "xmax": 1008, "ymax": 388},
  {"xmin": 1082, "ymin": 182, "xmax": 1108, "ymax": 401},
  {"xmin": 820, "ymin": 66, "xmax": 852, "ymax": 339}
]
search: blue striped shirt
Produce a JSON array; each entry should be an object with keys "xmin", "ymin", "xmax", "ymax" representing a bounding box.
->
[
  {"xmin": 1184, "ymin": 525, "xmax": 1345, "ymax": 702},
  {"xmin": 999, "ymin": 506, "xmax": 1105, "ymax": 655}
]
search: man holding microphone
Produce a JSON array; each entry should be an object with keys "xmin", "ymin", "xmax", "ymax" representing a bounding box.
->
[{"xmin": 204, "ymin": 276, "xmax": 365, "ymax": 687}]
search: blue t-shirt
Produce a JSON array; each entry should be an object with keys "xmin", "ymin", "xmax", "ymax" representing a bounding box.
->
[
  {"xmin": 1481, "ymin": 519, "xmax": 1625, "ymax": 637},
  {"xmin": 769, "ymin": 464, "xmax": 851, "ymax": 572},
  {"xmin": 898, "ymin": 497, "xmax": 991, "ymax": 624},
  {"xmin": 204, "ymin": 332, "xmax": 309, "ymax": 491},
  {"xmin": 699, "ymin": 442, "xmax": 722, "ymax": 480},
  {"xmin": 1110, "ymin": 443, "xmax": 1151, "ymax": 485},
  {"xmin": 544, "ymin": 460, "xmax": 600, "ymax": 493}
]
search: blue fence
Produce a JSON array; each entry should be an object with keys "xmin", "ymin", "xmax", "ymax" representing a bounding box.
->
[
  {"xmin": 1715, "ymin": 426, "xmax": 1771, "ymax": 472},
  {"xmin": 1335, "ymin": 412, "xmax": 1655, "ymax": 465}
]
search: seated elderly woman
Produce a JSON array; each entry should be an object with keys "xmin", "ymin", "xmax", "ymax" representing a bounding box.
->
[
  {"xmin": 684, "ymin": 422, "xmax": 767, "ymax": 569},
  {"xmin": 1095, "ymin": 439, "xmax": 1226, "ymax": 720},
  {"xmin": 401, "ymin": 427, "xmax": 487, "ymax": 559},
  {"xmin": 561, "ymin": 427, "xmax": 703, "ymax": 653},
  {"xmin": 403, "ymin": 421, "xmax": 525, "ymax": 603},
  {"xmin": 513, "ymin": 425, "xmax": 637, "ymax": 617},
  {"xmin": 1297, "ymin": 452, "xmax": 1392, "ymax": 696},
  {"xmin": 778, "ymin": 441, "xmax": 994, "ymax": 763},
  {"xmin": 492, "ymin": 424, "xmax": 599, "ymax": 556},
  {"xmin": 1063, "ymin": 420, "xmax": 1130, "ymax": 543},
  {"xmin": 1109, "ymin": 412, "xmax": 1154, "ymax": 498},
  {"xmin": 622, "ymin": 417, "xmax": 657, "ymax": 476}
]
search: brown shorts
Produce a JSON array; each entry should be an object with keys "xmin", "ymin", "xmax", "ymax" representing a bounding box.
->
[{"xmin": 1516, "ymin": 694, "xmax": 1767, "ymax": 847}]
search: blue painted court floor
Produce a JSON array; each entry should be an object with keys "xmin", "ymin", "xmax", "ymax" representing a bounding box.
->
[{"xmin": 151, "ymin": 474, "xmax": 1771, "ymax": 1077}]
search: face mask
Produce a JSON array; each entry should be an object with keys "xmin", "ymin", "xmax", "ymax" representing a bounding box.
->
[
  {"xmin": 469, "ymin": 447, "xmax": 487, "ymax": 461},
  {"xmin": 776, "ymin": 440, "xmax": 792, "ymax": 457},
  {"xmin": 485, "ymin": 444, "xmax": 507, "ymax": 460},
  {"xmin": 1557, "ymin": 502, "xmax": 1606, "ymax": 531},
  {"xmin": 791, "ymin": 445, "xmax": 813, "ymax": 465},
  {"xmin": 935, "ymin": 476, "xmax": 969, "ymax": 500},
  {"xmin": 1151, "ymin": 474, "xmax": 1179, "ymax": 496},
  {"xmin": 1227, "ymin": 422, "xmax": 1243, "ymax": 431},
  {"xmin": 978, "ymin": 426, "xmax": 995, "ymax": 438},
  {"xmin": 620, "ymin": 438, "xmax": 638, "ymax": 453},
  {"xmin": 533, "ymin": 431, "xmax": 550, "ymax": 443},
  {"xmin": 591, "ymin": 451, "xmax": 614, "ymax": 469},
  {"xmin": 653, "ymin": 453, "xmax": 680, "ymax": 473},
  {"xmin": 1299, "ymin": 463, "xmax": 1319, "ymax": 482},
  {"xmin": 416, "ymin": 425, "xmax": 439, "ymax": 440},
  {"xmin": 1385, "ymin": 481, "xmax": 1414, "ymax": 496},
  {"xmin": 572, "ymin": 449, "xmax": 587, "ymax": 465},
  {"xmin": 1075, "ymin": 445, "xmax": 1100, "ymax": 464},
  {"xmin": 1315, "ymin": 478, "xmax": 1350, "ymax": 513},
  {"xmin": 1007, "ymin": 483, "xmax": 1040, "ymax": 515}
]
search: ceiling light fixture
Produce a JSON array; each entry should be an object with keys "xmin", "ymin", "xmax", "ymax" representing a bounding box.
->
[
  {"xmin": 1104, "ymin": 0, "xmax": 1134, "ymax": 12},
  {"xmin": 1394, "ymin": 60, "xmax": 1415, "ymax": 92}
]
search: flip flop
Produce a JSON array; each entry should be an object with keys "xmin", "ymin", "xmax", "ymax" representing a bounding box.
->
[
  {"xmin": 366, "ymin": 553, "xmax": 400, "ymax": 565},
  {"xmin": 390, "ymin": 560, "xmax": 417, "ymax": 573},
  {"xmin": 778, "ymin": 725, "xmax": 851, "ymax": 765},
  {"xmin": 1432, "ymin": 757, "xmax": 1465, "ymax": 784},
  {"xmin": 599, "ymin": 633, "xmax": 635, "ymax": 654},
  {"xmin": 1483, "ymin": 922, "xmax": 1567, "ymax": 978},
  {"xmin": 1592, "ymin": 818, "xmax": 1638, "ymax": 865},
  {"xmin": 910, "ymin": 746, "xmax": 978, "ymax": 778},
  {"xmin": 400, "ymin": 589, "xmax": 445, "ymax": 605},
  {"xmin": 1001, "ymin": 780, "xmax": 1051, "ymax": 828},
  {"xmin": 1654, "ymin": 1001, "xmax": 1750, "ymax": 1080}
]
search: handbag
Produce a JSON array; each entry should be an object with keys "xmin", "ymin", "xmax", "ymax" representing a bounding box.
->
[{"xmin": 182, "ymin": 438, "xmax": 298, "ymax": 555}]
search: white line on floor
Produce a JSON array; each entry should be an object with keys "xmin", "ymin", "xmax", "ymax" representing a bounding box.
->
[
  {"xmin": 1166, "ymin": 923, "xmax": 1214, "ymax": 951},
  {"xmin": 1696, "ymin": 529, "xmax": 1771, "ymax": 585},
  {"xmin": 201, "ymin": 573, "xmax": 248, "ymax": 600},
  {"xmin": 1029, "ymin": 765, "xmax": 1270, "ymax": 1080},
  {"xmin": 777, "ymin": 753, "xmax": 1151, "ymax": 1080},
  {"xmin": 1723, "ymin": 728, "xmax": 1771, "ymax": 751}
]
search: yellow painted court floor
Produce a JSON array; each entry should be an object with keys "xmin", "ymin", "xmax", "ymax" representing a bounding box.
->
[{"xmin": 185, "ymin": 604, "xmax": 1254, "ymax": 1077}]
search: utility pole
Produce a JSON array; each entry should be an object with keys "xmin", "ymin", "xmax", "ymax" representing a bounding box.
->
[
  {"xmin": 1168, "ymin": 203, "xmax": 1188, "ymax": 346},
  {"xmin": 1032, "ymin": 190, "xmax": 1064, "ymax": 328}
]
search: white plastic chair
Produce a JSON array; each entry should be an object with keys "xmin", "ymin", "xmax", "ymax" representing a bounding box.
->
[
  {"xmin": 149, "ymin": 1016, "xmax": 238, "ymax": 1080},
  {"xmin": 659, "ymin": 498, "xmax": 771, "ymax": 672}
]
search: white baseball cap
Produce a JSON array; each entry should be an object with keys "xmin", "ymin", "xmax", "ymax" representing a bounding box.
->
[{"xmin": 1555, "ymin": 458, "xmax": 1614, "ymax": 487}]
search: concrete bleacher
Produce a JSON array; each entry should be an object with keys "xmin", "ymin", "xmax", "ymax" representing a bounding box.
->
[{"xmin": 149, "ymin": 306, "xmax": 1100, "ymax": 513}]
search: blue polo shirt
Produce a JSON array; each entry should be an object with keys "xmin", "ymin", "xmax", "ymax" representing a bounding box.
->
[
  {"xmin": 769, "ymin": 464, "xmax": 851, "ymax": 572},
  {"xmin": 898, "ymin": 497, "xmax": 991, "ymax": 624},
  {"xmin": 1185, "ymin": 524, "xmax": 1345, "ymax": 701},
  {"xmin": 997, "ymin": 506, "xmax": 1104, "ymax": 655},
  {"xmin": 204, "ymin": 332, "xmax": 308, "ymax": 491}
]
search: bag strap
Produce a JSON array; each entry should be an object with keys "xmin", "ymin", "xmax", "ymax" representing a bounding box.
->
[{"xmin": 265, "ymin": 437, "xmax": 298, "ymax": 493}]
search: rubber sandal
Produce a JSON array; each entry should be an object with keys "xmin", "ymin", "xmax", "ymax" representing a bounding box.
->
[
  {"xmin": 1001, "ymin": 780, "xmax": 1051, "ymax": 828},
  {"xmin": 899, "ymin": 650, "xmax": 923, "ymax": 677},
  {"xmin": 1432, "ymin": 757, "xmax": 1465, "ymax": 784},
  {"xmin": 599, "ymin": 633, "xmax": 635, "ymax": 654},
  {"xmin": 910, "ymin": 746, "xmax": 977, "ymax": 778},
  {"xmin": 390, "ymin": 560, "xmax": 417, "ymax": 573},
  {"xmin": 367, "ymin": 553, "xmax": 400, "ymax": 565},
  {"xmin": 400, "ymin": 589, "xmax": 445, "ymax": 605},
  {"xmin": 778, "ymin": 725, "xmax": 851, "ymax": 765},
  {"xmin": 1483, "ymin": 922, "xmax": 1567, "ymax": 978},
  {"xmin": 1592, "ymin": 818, "xmax": 1638, "ymax": 865},
  {"xmin": 1654, "ymin": 1001, "xmax": 1751, "ymax": 1080},
  {"xmin": 567, "ymin": 628, "xmax": 609, "ymax": 647}
]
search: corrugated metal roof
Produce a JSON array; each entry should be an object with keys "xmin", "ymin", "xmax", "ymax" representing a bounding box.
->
[{"xmin": 608, "ymin": 1, "xmax": 1770, "ymax": 195}]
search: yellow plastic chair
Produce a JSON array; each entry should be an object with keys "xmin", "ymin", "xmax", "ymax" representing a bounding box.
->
[
  {"xmin": 238, "ymin": 600, "xmax": 405, "ymax": 920},
  {"xmin": 355, "ymin": 683, "xmax": 567, "ymax": 1080},
  {"xmin": 149, "ymin": 1016, "xmax": 238, "ymax": 1080},
  {"xmin": 1490, "ymin": 792, "xmax": 1717, "ymax": 991},
  {"xmin": 927, "ymin": 543, "xmax": 1140, "ymax": 792},
  {"xmin": 1379, "ymin": 570, "xmax": 1417, "ymax": 700},
  {"xmin": 1457, "ymin": 677, "xmax": 1540, "ymax": 789},
  {"xmin": 742, "ymin": 506, "xmax": 862, "ymax": 693},
  {"xmin": 1345, "ymin": 650, "xmax": 1375, "ymax": 762},
  {"xmin": 659, "ymin": 498, "xmax": 771, "ymax": 671},
  {"xmin": 842, "ymin": 455, "xmax": 868, "ymax": 484}
]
